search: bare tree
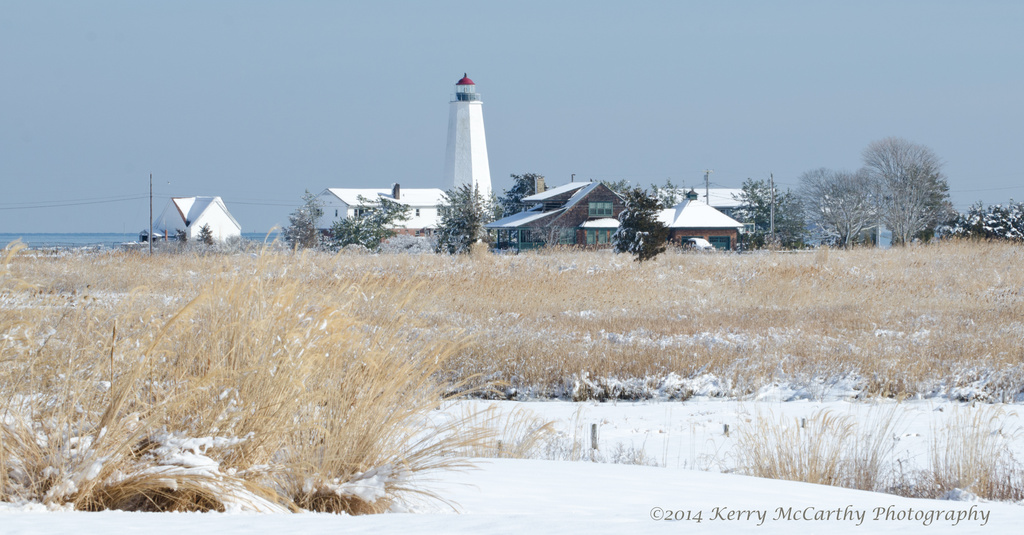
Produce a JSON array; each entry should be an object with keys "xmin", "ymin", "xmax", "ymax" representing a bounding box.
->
[
  {"xmin": 798, "ymin": 168, "xmax": 876, "ymax": 247},
  {"xmin": 862, "ymin": 137, "xmax": 951, "ymax": 245}
]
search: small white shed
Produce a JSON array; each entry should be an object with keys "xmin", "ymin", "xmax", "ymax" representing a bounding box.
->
[{"xmin": 152, "ymin": 196, "xmax": 242, "ymax": 242}]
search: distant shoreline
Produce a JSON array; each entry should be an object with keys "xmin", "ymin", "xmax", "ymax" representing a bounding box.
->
[{"xmin": 1, "ymin": 232, "xmax": 281, "ymax": 248}]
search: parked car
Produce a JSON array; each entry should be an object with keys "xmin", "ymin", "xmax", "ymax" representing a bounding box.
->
[{"xmin": 686, "ymin": 237, "xmax": 715, "ymax": 251}]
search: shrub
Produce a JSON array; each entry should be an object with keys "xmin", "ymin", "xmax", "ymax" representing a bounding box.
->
[
  {"xmin": 0, "ymin": 251, "xmax": 487, "ymax": 513},
  {"xmin": 379, "ymin": 234, "xmax": 434, "ymax": 254}
]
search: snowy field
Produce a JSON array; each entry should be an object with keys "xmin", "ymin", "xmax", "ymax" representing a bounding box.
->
[
  {"xmin": 3, "ymin": 399, "xmax": 1022, "ymax": 534},
  {"xmin": 4, "ymin": 244, "xmax": 1023, "ymax": 533}
]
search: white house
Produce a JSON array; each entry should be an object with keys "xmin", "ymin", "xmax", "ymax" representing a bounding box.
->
[
  {"xmin": 152, "ymin": 196, "xmax": 242, "ymax": 242},
  {"xmin": 317, "ymin": 184, "xmax": 445, "ymax": 235}
]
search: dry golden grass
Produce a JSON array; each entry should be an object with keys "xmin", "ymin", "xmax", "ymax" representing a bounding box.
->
[
  {"xmin": 925, "ymin": 406, "xmax": 1024, "ymax": 501},
  {"xmin": 735, "ymin": 405, "xmax": 1024, "ymax": 502},
  {"xmin": 302, "ymin": 239, "xmax": 1022, "ymax": 401},
  {"xmin": 454, "ymin": 404, "xmax": 558, "ymax": 459},
  {"xmin": 734, "ymin": 407, "xmax": 904, "ymax": 492},
  {"xmin": 2, "ymin": 239, "xmax": 1023, "ymax": 509},
  {"xmin": 1, "ymin": 244, "xmax": 488, "ymax": 513},
  {"xmin": 6, "ymin": 239, "xmax": 1024, "ymax": 401}
]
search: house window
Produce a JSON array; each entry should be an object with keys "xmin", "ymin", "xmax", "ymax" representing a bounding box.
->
[
  {"xmin": 335, "ymin": 209, "xmax": 338, "ymax": 218},
  {"xmin": 585, "ymin": 229, "xmax": 613, "ymax": 245},
  {"xmin": 557, "ymin": 228, "xmax": 576, "ymax": 245},
  {"xmin": 354, "ymin": 208, "xmax": 366, "ymax": 218},
  {"xmin": 588, "ymin": 201, "xmax": 613, "ymax": 217},
  {"xmin": 415, "ymin": 208, "xmax": 421, "ymax": 217}
]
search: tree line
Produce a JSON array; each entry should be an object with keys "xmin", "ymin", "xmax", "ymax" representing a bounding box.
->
[{"xmin": 282, "ymin": 136, "xmax": 1014, "ymax": 260}]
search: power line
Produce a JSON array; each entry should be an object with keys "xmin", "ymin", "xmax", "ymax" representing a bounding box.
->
[
  {"xmin": 229, "ymin": 200, "xmax": 299, "ymax": 207},
  {"xmin": 0, "ymin": 194, "xmax": 149, "ymax": 210},
  {"xmin": 0, "ymin": 194, "xmax": 301, "ymax": 210},
  {"xmin": 950, "ymin": 185, "xmax": 1024, "ymax": 193}
]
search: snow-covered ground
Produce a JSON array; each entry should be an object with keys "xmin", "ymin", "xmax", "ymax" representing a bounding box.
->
[
  {"xmin": 3, "ymin": 399, "xmax": 1022, "ymax": 534},
  {"xmin": 2, "ymin": 459, "xmax": 1013, "ymax": 534},
  {"xmin": 446, "ymin": 398, "xmax": 1024, "ymax": 473}
]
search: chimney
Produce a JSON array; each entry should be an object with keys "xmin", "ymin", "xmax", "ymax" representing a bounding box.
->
[
  {"xmin": 392, "ymin": 183, "xmax": 401, "ymax": 200},
  {"xmin": 534, "ymin": 176, "xmax": 546, "ymax": 194}
]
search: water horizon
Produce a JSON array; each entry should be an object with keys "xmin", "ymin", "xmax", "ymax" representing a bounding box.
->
[{"xmin": 1, "ymin": 231, "xmax": 282, "ymax": 249}]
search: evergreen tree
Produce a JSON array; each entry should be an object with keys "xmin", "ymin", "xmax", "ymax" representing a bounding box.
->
[
  {"xmin": 946, "ymin": 201, "xmax": 1024, "ymax": 241},
  {"xmin": 613, "ymin": 187, "xmax": 668, "ymax": 262},
  {"xmin": 329, "ymin": 195, "xmax": 411, "ymax": 251},
  {"xmin": 733, "ymin": 178, "xmax": 806, "ymax": 248},
  {"xmin": 650, "ymin": 178, "xmax": 685, "ymax": 208},
  {"xmin": 198, "ymin": 223, "xmax": 214, "ymax": 246},
  {"xmin": 283, "ymin": 190, "xmax": 324, "ymax": 250},
  {"xmin": 435, "ymin": 183, "xmax": 493, "ymax": 254},
  {"xmin": 498, "ymin": 173, "xmax": 541, "ymax": 217},
  {"xmin": 601, "ymin": 179, "xmax": 632, "ymax": 197}
]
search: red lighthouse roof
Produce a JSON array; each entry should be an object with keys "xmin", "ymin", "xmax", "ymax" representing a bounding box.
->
[{"xmin": 456, "ymin": 73, "xmax": 475, "ymax": 85}]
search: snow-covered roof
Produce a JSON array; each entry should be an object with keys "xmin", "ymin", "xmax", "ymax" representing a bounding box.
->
[
  {"xmin": 151, "ymin": 196, "xmax": 241, "ymax": 240},
  {"xmin": 560, "ymin": 182, "xmax": 603, "ymax": 211},
  {"xmin": 486, "ymin": 207, "xmax": 561, "ymax": 228},
  {"xmin": 487, "ymin": 182, "xmax": 621, "ymax": 230},
  {"xmin": 171, "ymin": 196, "xmax": 241, "ymax": 230},
  {"xmin": 324, "ymin": 188, "xmax": 445, "ymax": 207},
  {"xmin": 579, "ymin": 218, "xmax": 619, "ymax": 228},
  {"xmin": 521, "ymin": 182, "xmax": 592, "ymax": 203},
  {"xmin": 658, "ymin": 199, "xmax": 744, "ymax": 229}
]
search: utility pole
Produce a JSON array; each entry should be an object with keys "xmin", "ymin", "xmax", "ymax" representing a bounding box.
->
[
  {"xmin": 149, "ymin": 173, "xmax": 153, "ymax": 256},
  {"xmin": 769, "ymin": 172, "xmax": 776, "ymax": 243},
  {"xmin": 703, "ymin": 169, "xmax": 713, "ymax": 204}
]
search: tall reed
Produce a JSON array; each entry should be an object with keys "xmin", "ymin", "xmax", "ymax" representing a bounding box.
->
[
  {"xmin": 734, "ymin": 406, "xmax": 903, "ymax": 491},
  {"xmin": 927, "ymin": 406, "xmax": 1024, "ymax": 501},
  {"xmin": 0, "ymin": 247, "xmax": 489, "ymax": 513}
]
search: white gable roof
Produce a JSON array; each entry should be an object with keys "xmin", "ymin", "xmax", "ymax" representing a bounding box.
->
[
  {"xmin": 152, "ymin": 196, "xmax": 241, "ymax": 240},
  {"xmin": 487, "ymin": 207, "xmax": 560, "ymax": 228},
  {"xmin": 700, "ymin": 188, "xmax": 744, "ymax": 208},
  {"xmin": 658, "ymin": 199, "xmax": 743, "ymax": 229},
  {"xmin": 521, "ymin": 182, "xmax": 592, "ymax": 202},
  {"xmin": 161, "ymin": 196, "xmax": 241, "ymax": 229},
  {"xmin": 324, "ymin": 188, "xmax": 444, "ymax": 207},
  {"xmin": 173, "ymin": 197, "xmax": 222, "ymax": 226},
  {"xmin": 560, "ymin": 182, "xmax": 603, "ymax": 211}
]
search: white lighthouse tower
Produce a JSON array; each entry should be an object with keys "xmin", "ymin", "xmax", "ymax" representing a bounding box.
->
[{"xmin": 443, "ymin": 73, "xmax": 492, "ymax": 199}]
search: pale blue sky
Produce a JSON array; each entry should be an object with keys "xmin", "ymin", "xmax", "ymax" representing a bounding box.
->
[{"xmin": 2, "ymin": 0, "xmax": 1022, "ymax": 233}]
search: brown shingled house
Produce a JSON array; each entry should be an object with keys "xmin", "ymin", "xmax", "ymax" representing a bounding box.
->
[{"xmin": 487, "ymin": 181, "xmax": 625, "ymax": 251}]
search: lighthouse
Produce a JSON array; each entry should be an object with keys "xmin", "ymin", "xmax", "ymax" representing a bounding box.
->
[{"xmin": 443, "ymin": 73, "xmax": 492, "ymax": 199}]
